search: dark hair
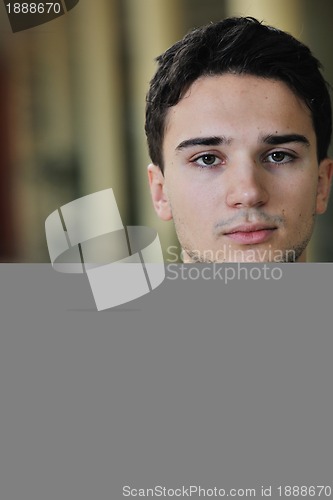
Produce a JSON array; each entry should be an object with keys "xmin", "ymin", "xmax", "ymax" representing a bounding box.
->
[{"xmin": 145, "ymin": 17, "xmax": 332, "ymax": 171}]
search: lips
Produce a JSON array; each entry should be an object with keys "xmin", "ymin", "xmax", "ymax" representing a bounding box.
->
[{"xmin": 224, "ymin": 224, "xmax": 277, "ymax": 244}]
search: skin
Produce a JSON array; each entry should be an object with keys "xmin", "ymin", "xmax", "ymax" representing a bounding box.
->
[{"xmin": 148, "ymin": 74, "xmax": 333, "ymax": 262}]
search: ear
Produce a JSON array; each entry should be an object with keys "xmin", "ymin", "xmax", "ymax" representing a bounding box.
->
[
  {"xmin": 316, "ymin": 158, "xmax": 333, "ymax": 214},
  {"xmin": 147, "ymin": 164, "xmax": 173, "ymax": 221}
]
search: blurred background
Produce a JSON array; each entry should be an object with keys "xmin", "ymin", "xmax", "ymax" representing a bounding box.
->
[{"xmin": 0, "ymin": 0, "xmax": 332, "ymax": 262}]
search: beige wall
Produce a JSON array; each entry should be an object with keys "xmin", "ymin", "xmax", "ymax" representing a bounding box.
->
[{"xmin": 226, "ymin": 0, "xmax": 303, "ymax": 32}]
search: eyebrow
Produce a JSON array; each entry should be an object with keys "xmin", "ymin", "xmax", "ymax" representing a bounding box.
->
[
  {"xmin": 175, "ymin": 133, "xmax": 311, "ymax": 152},
  {"xmin": 176, "ymin": 136, "xmax": 231, "ymax": 151},
  {"xmin": 261, "ymin": 134, "xmax": 310, "ymax": 147}
]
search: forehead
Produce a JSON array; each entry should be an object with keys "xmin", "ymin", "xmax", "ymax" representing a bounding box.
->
[{"xmin": 163, "ymin": 74, "xmax": 315, "ymax": 149}]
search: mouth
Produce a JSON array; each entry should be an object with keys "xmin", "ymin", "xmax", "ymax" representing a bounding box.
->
[{"xmin": 223, "ymin": 224, "xmax": 277, "ymax": 245}]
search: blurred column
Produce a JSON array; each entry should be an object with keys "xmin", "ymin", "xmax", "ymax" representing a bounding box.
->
[
  {"xmin": 6, "ymin": 17, "xmax": 76, "ymax": 261},
  {"xmin": 301, "ymin": 0, "xmax": 333, "ymax": 261},
  {"xmin": 122, "ymin": 0, "xmax": 184, "ymax": 258},
  {"xmin": 67, "ymin": 0, "xmax": 127, "ymax": 216},
  {"xmin": 6, "ymin": 31, "xmax": 42, "ymax": 261},
  {"xmin": 31, "ymin": 18, "xmax": 75, "ymax": 259}
]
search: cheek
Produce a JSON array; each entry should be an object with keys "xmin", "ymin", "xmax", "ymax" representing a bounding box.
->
[
  {"xmin": 279, "ymin": 170, "xmax": 317, "ymax": 204},
  {"xmin": 168, "ymin": 172, "xmax": 216, "ymax": 208},
  {"xmin": 302, "ymin": 174, "xmax": 319, "ymax": 209},
  {"xmin": 176, "ymin": 187, "xmax": 210, "ymax": 220}
]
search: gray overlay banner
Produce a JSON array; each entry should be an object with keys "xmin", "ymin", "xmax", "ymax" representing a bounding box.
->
[{"xmin": 0, "ymin": 264, "xmax": 332, "ymax": 499}]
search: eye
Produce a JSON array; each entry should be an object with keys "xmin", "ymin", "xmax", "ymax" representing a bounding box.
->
[
  {"xmin": 191, "ymin": 154, "xmax": 221, "ymax": 168},
  {"xmin": 264, "ymin": 151, "xmax": 296, "ymax": 164}
]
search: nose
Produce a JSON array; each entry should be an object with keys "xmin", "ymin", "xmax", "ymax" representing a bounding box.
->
[{"xmin": 225, "ymin": 159, "xmax": 269, "ymax": 208}]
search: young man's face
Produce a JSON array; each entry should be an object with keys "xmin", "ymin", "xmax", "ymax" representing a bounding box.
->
[{"xmin": 148, "ymin": 74, "xmax": 333, "ymax": 262}]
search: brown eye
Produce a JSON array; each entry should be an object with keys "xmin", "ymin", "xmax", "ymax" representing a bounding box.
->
[
  {"xmin": 201, "ymin": 154, "xmax": 218, "ymax": 165},
  {"xmin": 271, "ymin": 152, "xmax": 286, "ymax": 162},
  {"xmin": 264, "ymin": 151, "xmax": 296, "ymax": 165},
  {"xmin": 203, "ymin": 155, "xmax": 216, "ymax": 165},
  {"xmin": 192, "ymin": 153, "xmax": 222, "ymax": 168}
]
